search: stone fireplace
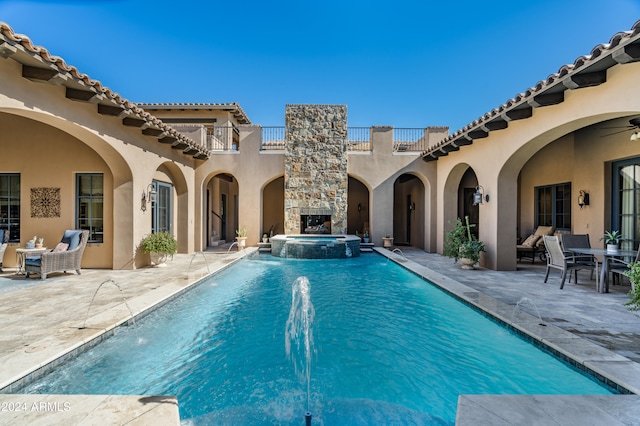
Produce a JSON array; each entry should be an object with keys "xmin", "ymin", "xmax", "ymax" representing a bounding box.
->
[{"xmin": 284, "ymin": 104, "xmax": 348, "ymax": 235}]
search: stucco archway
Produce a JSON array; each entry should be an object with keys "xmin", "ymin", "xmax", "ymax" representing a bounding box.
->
[
  {"xmin": 262, "ymin": 176, "xmax": 284, "ymax": 237},
  {"xmin": 203, "ymin": 172, "xmax": 239, "ymax": 246},
  {"xmin": 392, "ymin": 173, "xmax": 426, "ymax": 249},
  {"xmin": 0, "ymin": 109, "xmax": 134, "ymax": 269},
  {"xmin": 348, "ymin": 176, "xmax": 370, "ymax": 236}
]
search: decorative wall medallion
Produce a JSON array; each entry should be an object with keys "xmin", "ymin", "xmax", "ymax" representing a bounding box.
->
[{"xmin": 31, "ymin": 187, "xmax": 61, "ymax": 218}]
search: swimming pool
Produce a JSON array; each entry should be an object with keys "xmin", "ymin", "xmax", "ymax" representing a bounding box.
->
[{"xmin": 21, "ymin": 254, "xmax": 613, "ymax": 425}]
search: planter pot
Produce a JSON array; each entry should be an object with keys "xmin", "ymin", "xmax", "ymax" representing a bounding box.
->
[
  {"xmin": 607, "ymin": 244, "xmax": 620, "ymax": 253},
  {"xmin": 236, "ymin": 236, "xmax": 247, "ymax": 249},
  {"xmin": 150, "ymin": 252, "xmax": 169, "ymax": 267},
  {"xmin": 363, "ymin": 238, "xmax": 370, "ymax": 243},
  {"xmin": 262, "ymin": 238, "xmax": 269, "ymax": 243},
  {"xmin": 382, "ymin": 237, "xmax": 394, "ymax": 249},
  {"xmin": 460, "ymin": 257, "xmax": 477, "ymax": 270},
  {"xmin": 35, "ymin": 243, "xmax": 43, "ymax": 249}
]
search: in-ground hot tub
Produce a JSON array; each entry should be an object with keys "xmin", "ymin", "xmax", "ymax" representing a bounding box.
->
[{"xmin": 270, "ymin": 234, "xmax": 361, "ymax": 258}]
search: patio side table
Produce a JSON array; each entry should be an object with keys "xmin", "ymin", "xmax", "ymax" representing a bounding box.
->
[{"xmin": 15, "ymin": 247, "xmax": 48, "ymax": 275}]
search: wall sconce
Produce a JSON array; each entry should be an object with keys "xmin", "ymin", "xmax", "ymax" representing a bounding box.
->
[
  {"xmin": 473, "ymin": 185, "xmax": 489, "ymax": 206},
  {"xmin": 357, "ymin": 203, "xmax": 362, "ymax": 212},
  {"xmin": 141, "ymin": 183, "xmax": 157, "ymax": 211},
  {"xmin": 409, "ymin": 202, "xmax": 416, "ymax": 211},
  {"xmin": 578, "ymin": 190, "xmax": 590, "ymax": 209},
  {"xmin": 631, "ymin": 131, "xmax": 639, "ymax": 141}
]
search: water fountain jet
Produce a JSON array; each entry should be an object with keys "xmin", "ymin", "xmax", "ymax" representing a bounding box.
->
[
  {"xmin": 80, "ymin": 279, "xmax": 135, "ymax": 330},
  {"xmin": 285, "ymin": 276, "xmax": 315, "ymax": 422}
]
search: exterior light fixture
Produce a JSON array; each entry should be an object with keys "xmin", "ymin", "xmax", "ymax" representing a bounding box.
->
[
  {"xmin": 357, "ymin": 203, "xmax": 362, "ymax": 212},
  {"xmin": 473, "ymin": 185, "xmax": 489, "ymax": 206},
  {"xmin": 141, "ymin": 183, "xmax": 157, "ymax": 211},
  {"xmin": 578, "ymin": 190, "xmax": 590, "ymax": 209},
  {"xmin": 631, "ymin": 132, "xmax": 639, "ymax": 141}
]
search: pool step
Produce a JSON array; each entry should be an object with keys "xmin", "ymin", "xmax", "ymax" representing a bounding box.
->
[
  {"xmin": 258, "ymin": 242, "xmax": 271, "ymax": 252},
  {"xmin": 360, "ymin": 242, "xmax": 374, "ymax": 252}
]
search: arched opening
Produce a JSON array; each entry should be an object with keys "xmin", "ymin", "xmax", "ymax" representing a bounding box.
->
[
  {"xmin": 393, "ymin": 174, "xmax": 426, "ymax": 248},
  {"xmin": 262, "ymin": 176, "xmax": 284, "ymax": 238},
  {"xmin": 348, "ymin": 176, "xmax": 370, "ymax": 235},
  {"xmin": 204, "ymin": 173, "xmax": 239, "ymax": 247},
  {"xmin": 458, "ymin": 168, "xmax": 480, "ymax": 238}
]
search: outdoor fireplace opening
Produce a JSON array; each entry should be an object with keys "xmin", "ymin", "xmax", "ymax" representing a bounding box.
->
[{"xmin": 301, "ymin": 215, "xmax": 331, "ymax": 234}]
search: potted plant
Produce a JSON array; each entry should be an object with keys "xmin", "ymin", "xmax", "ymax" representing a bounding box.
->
[
  {"xmin": 623, "ymin": 262, "xmax": 640, "ymax": 310},
  {"xmin": 262, "ymin": 233, "xmax": 269, "ymax": 243},
  {"xmin": 382, "ymin": 234, "xmax": 394, "ymax": 249},
  {"xmin": 363, "ymin": 231, "xmax": 370, "ymax": 243},
  {"xmin": 236, "ymin": 227, "xmax": 248, "ymax": 249},
  {"xmin": 36, "ymin": 237, "xmax": 44, "ymax": 249},
  {"xmin": 602, "ymin": 230, "xmax": 624, "ymax": 252},
  {"xmin": 141, "ymin": 231, "xmax": 178, "ymax": 267},
  {"xmin": 444, "ymin": 216, "xmax": 484, "ymax": 269}
]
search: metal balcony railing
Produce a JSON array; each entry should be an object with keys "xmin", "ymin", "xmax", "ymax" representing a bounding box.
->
[
  {"xmin": 206, "ymin": 126, "xmax": 239, "ymax": 151},
  {"xmin": 393, "ymin": 128, "xmax": 427, "ymax": 153},
  {"xmin": 257, "ymin": 126, "xmax": 425, "ymax": 152},
  {"xmin": 261, "ymin": 127, "xmax": 286, "ymax": 151},
  {"xmin": 347, "ymin": 127, "xmax": 371, "ymax": 152}
]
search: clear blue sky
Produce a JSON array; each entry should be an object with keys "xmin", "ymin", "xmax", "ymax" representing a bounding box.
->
[{"xmin": 1, "ymin": 1, "xmax": 639, "ymax": 131}]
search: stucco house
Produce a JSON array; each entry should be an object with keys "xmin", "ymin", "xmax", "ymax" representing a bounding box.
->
[{"xmin": 1, "ymin": 20, "xmax": 639, "ymax": 271}]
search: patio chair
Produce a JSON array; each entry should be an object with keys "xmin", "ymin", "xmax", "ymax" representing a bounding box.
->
[
  {"xmin": 609, "ymin": 247, "xmax": 640, "ymax": 289},
  {"xmin": 517, "ymin": 226, "xmax": 555, "ymax": 263},
  {"xmin": 24, "ymin": 230, "xmax": 89, "ymax": 280},
  {"xmin": 0, "ymin": 228, "xmax": 8, "ymax": 272},
  {"xmin": 562, "ymin": 233, "xmax": 598, "ymax": 282},
  {"xmin": 543, "ymin": 235, "xmax": 597, "ymax": 289}
]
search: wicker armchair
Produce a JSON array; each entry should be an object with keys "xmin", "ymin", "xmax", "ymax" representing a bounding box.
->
[{"xmin": 25, "ymin": 230, "xmax": 89, "ymax": 280}]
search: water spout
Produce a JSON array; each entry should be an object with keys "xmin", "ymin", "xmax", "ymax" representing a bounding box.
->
[
  {"xmin": 80, "ymin": 279, "xmax": 135, "ymax": 330},
  {"xmin": 188, "ymin": 251, "xmax": 210, "ymax": 274},
  {"xmin": 511, "ymin": 297, "xmax": 546, "ymax": 326},
  {"xmin": 227, "ymin": 242, "xmax": 238, "ymax": 253},
  {"xmin": 391, "ymin": 248, "xmax": 406, "ymax": 258},
  {"xmin": 285, "ymin": 276, "xmax": 315, "ymax": 418}
]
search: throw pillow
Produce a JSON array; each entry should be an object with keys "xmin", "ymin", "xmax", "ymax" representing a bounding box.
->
[
  {"xmin": 521, "ymin": 234, "xmax": 540, "ymax": 247},
  {"xmin": 53, "ymin": 242, "xmax": 69, "ymax": 252}
]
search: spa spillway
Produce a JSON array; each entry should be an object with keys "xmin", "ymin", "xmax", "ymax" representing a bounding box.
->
[{"xmin": 270, "ymin": 234, "xmax": 361, "ymax": 258}]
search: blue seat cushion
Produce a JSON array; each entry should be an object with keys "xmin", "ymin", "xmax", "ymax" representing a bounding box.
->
[
  {"xmin": 61, "ymin": 230, "xmax": 82, "ymax": 250},
  {"xmin": 24, "ymin": 256, "xmax": 41, "ymax": 267}
]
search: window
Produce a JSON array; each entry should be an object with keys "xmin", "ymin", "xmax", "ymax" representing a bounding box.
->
[
  {"xmin": 535, "ymin": 183, "xmax": 571, "ymax": 230},
  {"xmin": 0, "ymin": 174, "xmax": 20, "ymax": 242},
  {"xmin": 76, "ymin": 174, "xmax": 104, "ymax": 243},
  {"xmin": 152, "ymin": 181, "xmax": 172, "ymax": 234},
  {"xmin": 612, "ymin": 158, "xmax": 640, "ymax": 250}
]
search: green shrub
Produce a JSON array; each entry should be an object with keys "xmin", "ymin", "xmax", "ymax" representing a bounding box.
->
[
  {"xmin": 141, "ymin": 231, "xmax": 178, "ymax": 254},
  {"xmin": 443, "ymin": 216, "xmax": 484, "ymax": 263},
  {"xmin": 624, "ymin": 262, "xmax": 640, "ymax": 311}
]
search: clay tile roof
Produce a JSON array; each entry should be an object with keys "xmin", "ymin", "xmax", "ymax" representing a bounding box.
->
[
  {"xmin": 138, "ymin": 102, "xmax": 251, "ymax": 124},
  {"xmin": 0, "ymin": 22, "xmax": 211, "ymax": 160}
]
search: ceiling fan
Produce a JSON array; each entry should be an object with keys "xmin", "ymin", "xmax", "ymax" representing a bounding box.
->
[{"xmin": 601, "ymin": 118, "xmax": 640, "ymax": 140}]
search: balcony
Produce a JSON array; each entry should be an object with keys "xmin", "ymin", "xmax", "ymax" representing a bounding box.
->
[
  {"xmin": 259, "ymin": 126, "xmax": 427, "ymax": 152},
  {"xmin": 203, "ymin": 126, "xmax": 432, "ymax": 153}
]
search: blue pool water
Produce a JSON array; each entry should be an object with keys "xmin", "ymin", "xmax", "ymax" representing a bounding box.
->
[{"xmin": 22, "ymin": 254, "xmax": 612, "ymax": 425}]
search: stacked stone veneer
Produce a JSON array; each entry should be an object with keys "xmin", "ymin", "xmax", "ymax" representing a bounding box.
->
[{"xmin": 284, "ymin": 104, "xmax": 348, "ymax": 234}]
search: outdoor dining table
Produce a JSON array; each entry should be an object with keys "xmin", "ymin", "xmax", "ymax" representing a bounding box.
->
[{"xmin": 566, "ymin": 247, "xmax": 637, "ymax": 293}]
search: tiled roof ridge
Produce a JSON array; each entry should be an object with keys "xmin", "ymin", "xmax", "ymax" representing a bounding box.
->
[
  {"xmin": 433, "ymin": 18, "xmax": 640, "ymax": 149},
  {"xmin": 138, "ymin": 102, "xmax": 251, "ymax": 124},
  {"xmin": 0, "ymin": 22, "xmax": 209, "ymax": 158}
]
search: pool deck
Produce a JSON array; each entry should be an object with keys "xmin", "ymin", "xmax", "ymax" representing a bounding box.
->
[{"xmin": 0, "ymin": 245, "xmax": 639, "ymax": 425}]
